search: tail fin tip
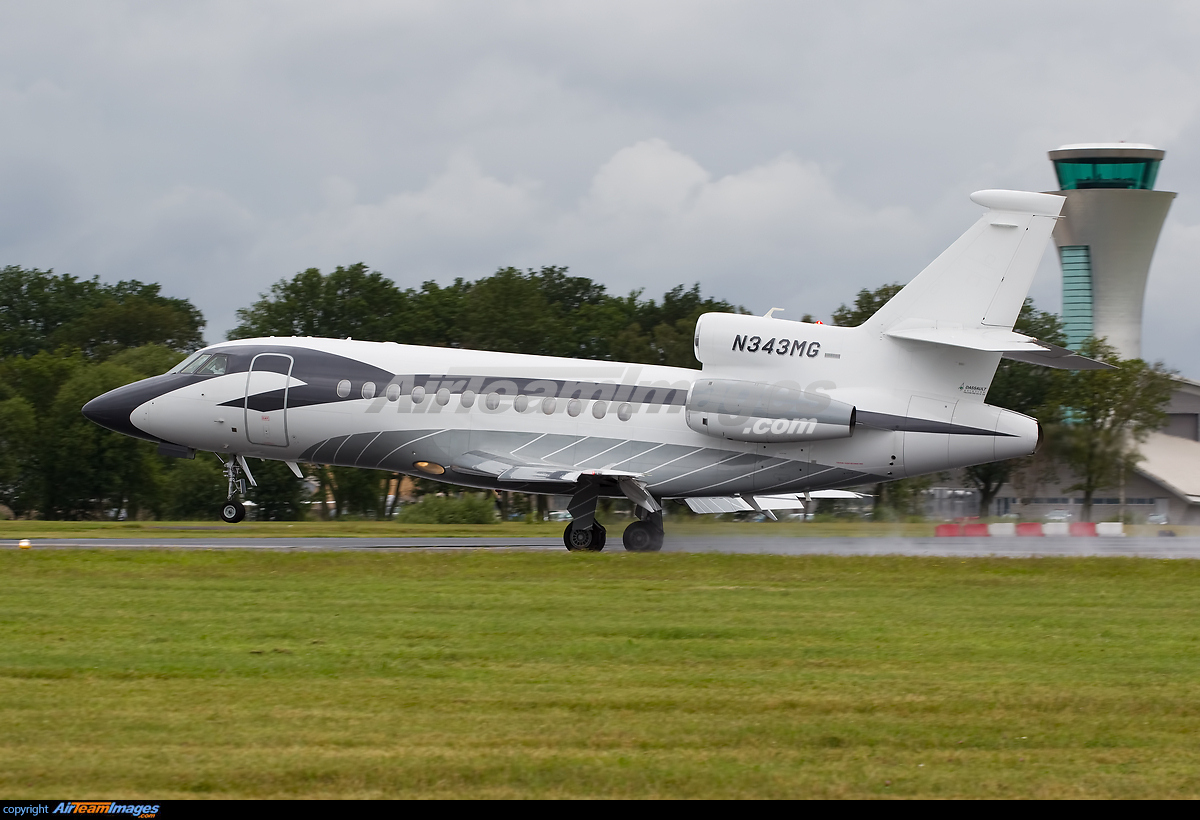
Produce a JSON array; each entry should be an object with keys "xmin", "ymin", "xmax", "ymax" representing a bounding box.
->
[{"xmin": 970, "ymin": 189, "xmax": 1065, "ymax": 217}]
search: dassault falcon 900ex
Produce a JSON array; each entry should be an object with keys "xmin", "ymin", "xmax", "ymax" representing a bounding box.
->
[{"xmin": 83, "ymin": 190, "xmax": 1109, "ymax": 551}]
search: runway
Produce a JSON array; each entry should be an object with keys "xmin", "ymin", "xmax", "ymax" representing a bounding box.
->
[{"xmin": 5, "ymin": 535, "xmax": 1200, "ymax": 558}]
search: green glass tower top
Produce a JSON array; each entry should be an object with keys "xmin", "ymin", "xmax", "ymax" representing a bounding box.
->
[{"xmin": 1049, "ymin": 143, "xmax": 1165, "ymax": 191}]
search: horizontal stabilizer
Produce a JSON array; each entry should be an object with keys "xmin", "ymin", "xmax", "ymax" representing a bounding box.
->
[
  {"xmin": 1000, "ymin": 343, "xmax": 1115, "ymax": 370},
  {"xmin": 886, "ymin": 325, "xmax": 1115, "ymax": 370},
  {"xmin": 886, "ymin": 325, "xmax": 1046, "ymax": 352}
]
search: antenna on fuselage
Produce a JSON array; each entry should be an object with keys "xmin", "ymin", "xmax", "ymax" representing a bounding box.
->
[{"xmin": 762, "ymin": 307, "xmax": 785, "ymax": 319}]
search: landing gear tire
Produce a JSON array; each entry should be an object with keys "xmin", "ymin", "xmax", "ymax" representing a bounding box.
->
[
  {"xmin": 220, "ymin": 500, "xmax": 246, "ymax": 524},
  {"xmin": 564, "ymin": 522, "xmax": 606, "ymax": 552},
  {"xmin": 623, "ymin": 520, "xmax": 664, "ymax": 552}
]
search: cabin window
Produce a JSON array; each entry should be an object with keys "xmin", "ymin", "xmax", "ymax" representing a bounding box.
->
[
  {"xmin": 461, "ymin": 390, "xmax": 476, "ymax": 408},
  {"xmin": 436, "ymin": 388, "xmax": 451, "ymax": 406},
  {"xmin": 617, "ymin": 403, "xmax": 633, "ymax": 421},
  {"xmin": 385, "ymin": 383, "xmax": 400, "ymax": 402},
  {"xmin": 542, "ymin": 397, "xmax": 557, "ymax": 415},
  {"xmin": 485, "ymin": 392, "xmax": 500, "ymax": 410},
  {"xmin": 567, "ymin": 399, "xmax": 582, "ymax": 417},
  {"xmin": 514, "ymin": 395, "xmax": 529, "ymax": 413},
  {"xmin": 361, "ymin": 382, "xmax": 376, "ymax": 399},
  {"xmin": 592, "ymin": 401, "xmax": 607, "ymax": 419},
  {"xmin": 194, "ymin": 354, "xmax": 228, "ymax": 376},
  {"xmin": 411, "ymin": 386, "xmax": 426, "ymax": 403},
  {"xmin": 336, "ymin": 379, "xmax": 351, "ymax": 398}
]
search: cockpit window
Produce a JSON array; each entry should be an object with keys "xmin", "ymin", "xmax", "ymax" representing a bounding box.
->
[
  {"xmin": 177, "ymin": 353, "xmax": 212, "ymax": 374},
  {"xmin": 194, "ymin": 354, "xmax": 229, "ymax": 376}
]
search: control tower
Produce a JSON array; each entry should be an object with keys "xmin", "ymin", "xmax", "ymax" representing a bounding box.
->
[{"xmin": 1047, "ymin": 143, "xmax": 1175, "ymax": 359}]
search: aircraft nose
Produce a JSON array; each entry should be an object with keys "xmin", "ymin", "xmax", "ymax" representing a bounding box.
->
[
  {"xmin": 81, "ymin": 374, "xmax": 187, "ymax": 442},
  {"xmin": 82, "ymin": 387, "xmax": 145, "ymax": 438}
]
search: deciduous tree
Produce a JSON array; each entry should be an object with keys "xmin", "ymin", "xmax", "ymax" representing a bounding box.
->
[{"xmin": 1051, "ymin": 338, "xmax": 1174, "ymax": 522}]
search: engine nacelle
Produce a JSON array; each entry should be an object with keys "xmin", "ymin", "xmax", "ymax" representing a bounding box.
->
[
  {"xmin": 686, "ymin": 378, "xmax": 856, "ymax": 443},
  {"xmin": 694, "ymin": 311, "xmax": 845, "ymax": 369}
]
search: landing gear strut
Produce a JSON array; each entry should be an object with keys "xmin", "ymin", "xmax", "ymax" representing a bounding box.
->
[
  {"xmin": 623, "ymin": 509, "xmax": 664, "ymax": 552},
  {"xmin": 218, "ymin": 456, "xmax": 253, "ymax": 524},
  {"xmin": 562, "ymin": 480, "xmax": 606, "ymax": 551}
]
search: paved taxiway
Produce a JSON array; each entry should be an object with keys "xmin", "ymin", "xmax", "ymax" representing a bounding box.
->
[{"xmin": 4, "ymin": 535, "xmax": 1200, "ymax": 558}]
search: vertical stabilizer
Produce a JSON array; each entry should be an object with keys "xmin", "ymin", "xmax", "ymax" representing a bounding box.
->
[{"xmin": 862, "ymin": 190, "xmax": 1065, "ymax": 334}]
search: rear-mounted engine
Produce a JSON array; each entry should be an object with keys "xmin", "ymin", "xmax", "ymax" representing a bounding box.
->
[{"xmin": 686, "ymin": 378, "xmax": 856, "ymax": 443}]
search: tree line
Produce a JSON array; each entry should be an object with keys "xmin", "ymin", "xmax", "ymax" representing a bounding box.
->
[
  {"xmin": 0, "ymin": 264, "xmax": 739, "ymax": 520},
  {"xmin": 0, "ymin": 264, "xmax": 1174, "ymax": 522}
]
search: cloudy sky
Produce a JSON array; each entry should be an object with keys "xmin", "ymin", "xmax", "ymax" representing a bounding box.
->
[{"xmin": 3, "ymin": 2, "xmax": 1199, "ymax": 375}]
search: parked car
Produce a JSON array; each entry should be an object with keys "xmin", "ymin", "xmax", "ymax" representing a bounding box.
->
[
  {"xmin": 1147, "ymin": 513, "xmax": 1169, "ymax": 525},
  {"xmin": 1044, "ymin": 509, "xmax": 1072, "ymax": 522},
  {"xmin": 547, "ymin": 510, "xmax": 572, "ymax": 521}
]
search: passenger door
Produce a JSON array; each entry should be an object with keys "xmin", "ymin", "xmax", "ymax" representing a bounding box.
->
[{"xmin": 245, "ymin": 353, "xmax": 293, "ymax": 447}]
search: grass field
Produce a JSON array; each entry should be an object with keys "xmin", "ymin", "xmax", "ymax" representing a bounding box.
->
[{"xmin": 3, "ymin": 549, "xmax": 1200, "ymax": 798}]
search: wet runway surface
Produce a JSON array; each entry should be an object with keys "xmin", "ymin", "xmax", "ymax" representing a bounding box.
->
[{"xmin": 5, "ymin": 535, "xmax": 1200, "ymax": 558}]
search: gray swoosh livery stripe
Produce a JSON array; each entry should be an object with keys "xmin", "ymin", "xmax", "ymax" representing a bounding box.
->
[
  {"xmin": 298, "ymin": 430, "xmax": 896, "ymax": 497},
  {"xmin": 855, "ymin": 410, "xmax": 1013, "ymax": 436}
]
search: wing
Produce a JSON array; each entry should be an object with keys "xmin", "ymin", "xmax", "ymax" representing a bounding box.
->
[{"xmin": 452, "ymin": 449, "xmax": 643, "ymax": 484}]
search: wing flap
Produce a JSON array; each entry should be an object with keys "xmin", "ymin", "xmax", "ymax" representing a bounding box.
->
[{"xmin": 683, "ymin": 494, "xmax": 808, "ymax": 515}]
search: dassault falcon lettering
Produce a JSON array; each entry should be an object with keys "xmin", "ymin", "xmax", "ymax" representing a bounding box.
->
[{"xmin": 83, "ymin": 190, "xmax": 1113, "ymax": 552}]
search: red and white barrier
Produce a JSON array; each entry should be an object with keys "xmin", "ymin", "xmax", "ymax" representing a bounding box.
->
[{"xmin": 934, "ymin": 522, "xmax": 1126, "ymax": 537}]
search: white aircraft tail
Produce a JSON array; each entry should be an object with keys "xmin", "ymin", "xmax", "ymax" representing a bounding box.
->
[{"xmin": 861, "ymin": 190, "xmax": 1065, "ymax": 335}]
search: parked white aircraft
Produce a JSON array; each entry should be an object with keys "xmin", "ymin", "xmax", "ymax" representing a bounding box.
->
[{"xmin": 84, "ymin": 190, "xmax": 1108, "ymax": 551}]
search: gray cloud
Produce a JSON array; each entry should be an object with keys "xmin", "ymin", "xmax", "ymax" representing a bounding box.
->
[{"xmin": 2, "ymin": 1, "xmax": 1198, "ymax": 375}]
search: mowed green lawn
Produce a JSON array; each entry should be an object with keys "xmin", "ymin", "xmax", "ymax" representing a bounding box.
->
[{"xmin": 2, "ymin": 550, "xmax": 1199, "ymax": 798}]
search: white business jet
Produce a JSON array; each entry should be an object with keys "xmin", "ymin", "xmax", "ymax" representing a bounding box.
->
[{"xmin": 83, "ymin": 190, "xmax": 1107, "ymax": 551}]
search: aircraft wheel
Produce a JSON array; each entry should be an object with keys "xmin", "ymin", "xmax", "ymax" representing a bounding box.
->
[
  {"xmin": 564, "ymin": 522, "xmax": 606, "ymax": 552},
  {"xmin": 220, "ymin": 500, "xmax": 246, "ymax": 524},
  {"xmin": 623, "ymin": 521, "xmax": 664, "ymax": 552}
]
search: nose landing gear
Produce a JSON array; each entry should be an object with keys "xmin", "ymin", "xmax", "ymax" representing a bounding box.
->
[
  {"xmin": 221, "ymin": 499, "xmax": 246, "ymax": 524},
  {"xmin": 218, "ymin": 455, "xmax": 254, "ymax": 524}
]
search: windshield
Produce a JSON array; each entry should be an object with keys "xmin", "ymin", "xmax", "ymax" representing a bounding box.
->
[
  {"xmin": 194, "ymin": 354, "xmax": 229, "ymax": 376},
  {"xmin": 173, "ymin": 352, "xmax": 210, "ymax": 374}
]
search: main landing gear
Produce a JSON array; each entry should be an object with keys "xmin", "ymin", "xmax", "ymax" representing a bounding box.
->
[
  {"xmin": 560, "ymin": 481, "xmax": 665, "ymax": 552},
  {"xmin": 622, "ymin": 508, "xmax": 664, "ymax": 552},
  {"xmin": 563, "ymin": 521, "xmax": 607, "ymax": 551},
  {"xmin": 218, "ymin": 456, "xmax": 253, "ymax": 524},
  {"xmin": 563, "ymin": 480, "xmax": 606, "ymax": 551}
]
